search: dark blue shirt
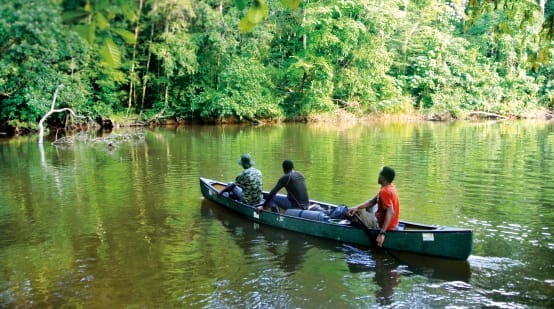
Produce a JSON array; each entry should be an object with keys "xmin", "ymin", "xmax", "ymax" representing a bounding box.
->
[{"xmin": 266, "ymin": 170, "xmax": 310, "ymax": 208}]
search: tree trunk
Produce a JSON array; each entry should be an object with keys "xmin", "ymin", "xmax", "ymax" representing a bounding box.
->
[
  {"xmin": 141, "ymin": 23, "xmax": 155, "ymax": 110},
  {"xmin": 302, "ymin": 8, "xmax": 307, "ymax": 50},
  {"xmin": 539, "ymin": 0, "xmax": 546, "ymax": 14},
  {"xmin": 128, "ymin": 0, "xmax": 143, "ymax": 114}
]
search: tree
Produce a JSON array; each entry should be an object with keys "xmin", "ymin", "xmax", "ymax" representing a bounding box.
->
[
  {"xmin": 62, "ymin": 0, "xmax": 138, "ymax": 110},
  {"xmin": 144, "ymin": 0, "xmax": 197, "ymax": 120},
  {"xmin": 465, "ymin": 0, "xmax": 554, "ymax": 67},
  {"xmin": 0, "ymin": 0, "xmax": 89, "ymax": 129}
]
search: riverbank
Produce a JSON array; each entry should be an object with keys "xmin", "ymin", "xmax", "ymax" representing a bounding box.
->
[
  {"xmin": 136, "ymin": 108, "xmax": 554, "ymax": 126},
  {"xmin": 1, "ymin": 109, "xmax": 553, "ymax": 139}
]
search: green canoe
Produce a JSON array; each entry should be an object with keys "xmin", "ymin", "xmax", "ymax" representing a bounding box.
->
[{"xmin": 200, "ymin": 177, "xmax": 473, "ymax": 260}]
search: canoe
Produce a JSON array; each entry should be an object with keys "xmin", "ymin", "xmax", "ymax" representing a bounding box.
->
[
  {"xmin": 201, "ymin": 198, "xmax": 472, "ymax": 281},
  {"xmin": 200, "ymin": 177, "xmax": 473, "ymax": 260}
]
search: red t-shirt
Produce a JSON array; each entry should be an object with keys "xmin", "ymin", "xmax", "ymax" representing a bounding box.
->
[{"xmin": 375, "ymin": 184, "xmax": 400, "ymax": 230}]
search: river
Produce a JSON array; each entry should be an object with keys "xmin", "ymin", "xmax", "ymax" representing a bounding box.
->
[{"xmin": 1, "ymin": 120, "xmax": 553, "ymax": 308}]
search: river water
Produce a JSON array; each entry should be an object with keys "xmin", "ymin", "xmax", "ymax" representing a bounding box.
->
[{"xmin": 0, "ymin": 120, "xmax": 553, "ymax": 308}]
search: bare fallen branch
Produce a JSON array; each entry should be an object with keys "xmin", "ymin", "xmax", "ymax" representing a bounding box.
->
[
  {"xmin": 146, "ymin": 109, "xmax": 166, "ymax": 124},
  {"xmin": 468, "ymin": 111, "xmax": 509, "ymax": 120},
  {"xmin": 38, "ymin": 84, "xmax": 88, "ymax": 144}
]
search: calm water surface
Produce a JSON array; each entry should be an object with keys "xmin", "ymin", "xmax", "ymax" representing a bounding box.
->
[{"xmin": 1, "ymin": 121, "xmax": 553, "ymax": 308}]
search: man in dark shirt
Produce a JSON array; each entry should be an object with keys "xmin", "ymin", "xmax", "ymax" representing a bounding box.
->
[{"xmin": 256, "ymin": 160, "xmax": 310, "ymax": 213}]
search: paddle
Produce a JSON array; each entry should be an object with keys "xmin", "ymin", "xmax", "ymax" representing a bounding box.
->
[
  {"xmin": 353, "ymin": 212, "xmax": 375, "ymax": 240},
  {"xmin": 350, "ymin": 209, "xmax": 384, "ymax": 247}
]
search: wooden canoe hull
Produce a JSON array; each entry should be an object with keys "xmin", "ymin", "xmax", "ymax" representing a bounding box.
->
[{"xmin": 200, "ymin": 177, "xmax": 473, "ymax": 260}]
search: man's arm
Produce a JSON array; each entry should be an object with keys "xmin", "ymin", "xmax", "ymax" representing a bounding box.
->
[
  {"xmin": 218, "ymin": 183, "xmax": 236, "ymax": 196},
  {"xmin": 348, "ymin": 195, "xmax": 377, "ymax": 216},
  {"xmin": 258, "ymin": 177, "xmax": 286, "ymax": 211},
  {"xmin": 263, "ymin": 184, "xmax": 282, "ymax": 208},
  {"xmin": 376, "ymin": 207, "xmax": 394, "ymax": 247}
]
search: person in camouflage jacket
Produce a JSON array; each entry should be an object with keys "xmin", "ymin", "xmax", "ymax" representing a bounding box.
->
[{"xmin": 219, "ymin": 154, "xmax": 263, "ymax": 205}]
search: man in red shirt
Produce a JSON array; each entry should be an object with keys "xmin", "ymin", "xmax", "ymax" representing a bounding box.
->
[{"xmin": 348, "ymin": 166, "xmax": 400, "ymax": 247}]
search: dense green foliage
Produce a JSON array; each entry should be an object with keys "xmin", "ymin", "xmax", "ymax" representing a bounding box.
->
[
  {"xmin": 1, "ymin": 0, "xmax": 553, "ymax": 129},
  {"xmin": 0, "ymin": 0, "xmax": 90, "ymax": 128}
]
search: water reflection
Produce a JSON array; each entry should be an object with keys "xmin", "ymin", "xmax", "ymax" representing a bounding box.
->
[
  {"xmin": 201, "ymin": 198, "xmax": 472, "ymax": 306},
  {"xmin": 343, "ymin": 246, "xmax": 401, "ymax": 305},
  {"xmin": 342, "ymin": 246, "xmax": 470, "ymax": 306},
  {"xmin": 200, "ymin": 199, "xmax": 311, "ymax": 274},
  {"xmin": 389, "ymin": 251, "xmax": 470, "ymax": 282}
]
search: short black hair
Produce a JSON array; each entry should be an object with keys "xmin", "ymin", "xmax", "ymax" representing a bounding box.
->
[
  {"xmin": 282, "ymin": 160, "xmax": 294, "ymax": 172},
  {"xmin": 380, "ymin": 166, "xmax": 395, "ymax": 183}
]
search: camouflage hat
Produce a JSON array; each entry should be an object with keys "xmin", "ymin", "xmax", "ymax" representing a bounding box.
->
[{"xmin": 238, "ymin": 154, "xmax": 254, "ymax": 167}]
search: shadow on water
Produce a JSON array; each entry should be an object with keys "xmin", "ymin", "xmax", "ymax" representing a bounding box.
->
[
  {"xmin": 200, "ymin": 199, "xmax": 312, "ymax": 273},
  {"xmin": 200, "ymin": 198, "xmax": 471, "ymax": 304}
]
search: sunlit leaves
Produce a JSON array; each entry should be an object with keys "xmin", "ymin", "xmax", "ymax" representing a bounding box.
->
[
  {"xmin": 246, "ymin": 1, "xmax": 268, "ymax": 23},
  {"xmin": 239, "ymin": 18, "xmax": 257, "ymax": 32},
  {"xmin": 100, "ymin": 38, "xmax": 121, "ymax": 68},
  {"xmin": 237, "ymin": 0, "xmax": 302, "ymax": 32},
  {"xmin": 95, "ymin": 12, "xmax": 110, "ymax": 30},
  {"xmin": 112, "ymin": 29, "xmax": 137, "ymax": 45},
  {"xmin": 63, "ymin": 0, "xmax": 138, "ymax": 67},
  {"xmin": 239, "ymin": 0, "xmax": 269, "ymax": 32},
  {"xmin": 280, "ymin": 0, "xmax": 301, "ymax": 9},
  {"xmin": 74, "ymin": 23, "xmax": 96, "ymax": 44}
]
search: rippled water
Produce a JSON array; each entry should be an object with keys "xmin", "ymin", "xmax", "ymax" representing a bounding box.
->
[{"xmin": 1, "ymin": 121, "xmax": 553, "ymax": 308}]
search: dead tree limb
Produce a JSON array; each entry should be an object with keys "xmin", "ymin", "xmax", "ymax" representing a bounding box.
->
[
  {"xmin": 38, "ymin": 84, "xmax": 87, "ymax": 144},
  {"xmin": 468, "ymin": 111, "xmax": 509, "ymax": 120}
]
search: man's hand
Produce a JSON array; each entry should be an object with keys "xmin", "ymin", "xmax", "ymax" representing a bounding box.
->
[
  {"xmin": 376, "ymin": 233, "xmax": 385, "ymax": 247},
  {"xmin": 347, "ymin": 206, "xmax": 358, "ymax": 217},
  {"xmin": 255, "ymin": 206, "xmax": 264, "ymax": 213}
]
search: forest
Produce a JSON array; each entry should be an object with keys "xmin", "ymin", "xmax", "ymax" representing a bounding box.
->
[{"xmin": 1, "ymin": 0, "xmax": 553, "ymax": 134}]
